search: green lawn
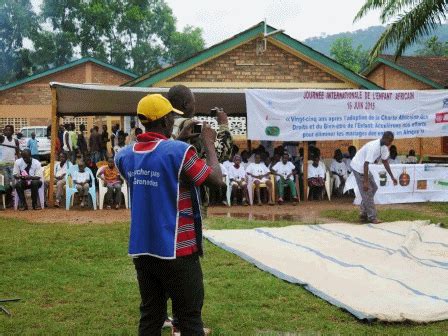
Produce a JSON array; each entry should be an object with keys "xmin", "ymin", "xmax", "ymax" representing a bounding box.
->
[
  {"xmin": 321, "ymin": 203, "xmax": 448, "ymax": 227},
  {"xmin": 1, "ymin": 211, "xmax": 448, "ymax": 335}
]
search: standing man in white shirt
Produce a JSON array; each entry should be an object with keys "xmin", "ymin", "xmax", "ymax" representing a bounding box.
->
[
  {"xmin": 0, "ymin": 125, "xmax": 20, "ymax": 204},
  {"xmin": 13, "ymin": 149, "xmax": 42, "ymax": 210},
  {"xmin": 271, "ymin": 152, "xmax": 298, "ymax": 204},
  {"xmin": 350, "ymin": 131, "xmax": 397, "ymax": 224}
]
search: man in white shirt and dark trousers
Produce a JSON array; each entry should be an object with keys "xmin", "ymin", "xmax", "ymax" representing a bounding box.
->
[
  {"xmin": 350, "ymin": 131, "xmax": 397, "ymax": 224},
  {"xmin": 13, "ymin": 149, "xmax": 42, "ymax": 210},
  {"xmin": 271, "ymin": 152, "xmax": 298, "ymax": 204}
]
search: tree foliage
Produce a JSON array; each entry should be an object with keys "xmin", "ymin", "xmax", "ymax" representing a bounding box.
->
[
  {"xmin": 330, "ymin": 37, "xmax": 369, "ymax": 73},
  {"xmin": 0, "ymin": 0, "xmax": 205, "ymax": 85},
  {"xmin": 416, "ymin": 35, "xmax": 448, "ymax": 56},
  {"xmin": 355, "ymin": 0, "xmax": 448, "ymax": 60}
]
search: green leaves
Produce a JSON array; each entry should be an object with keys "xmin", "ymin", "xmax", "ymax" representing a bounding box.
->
[
  {"xmin": 330, "ymin": 37, "xmax": 369, "ymax": 73},
  {"xmin": 355, "ymin": 0, "xmax": 448, "ymax": 60},
  {"xmin": 416, "ymin": 35, "xmax": 448, "ymax": 55},
  {"xmin": 0, "ymin": 0, "xmax": 206, "ymax": 85}
]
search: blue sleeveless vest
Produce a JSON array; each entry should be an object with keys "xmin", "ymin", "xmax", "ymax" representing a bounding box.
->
[{"xmin": 115, "ymin": 139, "xmax": 202, "ymax": 259}]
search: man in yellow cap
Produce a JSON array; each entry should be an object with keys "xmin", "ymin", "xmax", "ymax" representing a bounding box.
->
[{"xmin": 115, "ymin": 94, "xmax": 222, "ymax": 335}]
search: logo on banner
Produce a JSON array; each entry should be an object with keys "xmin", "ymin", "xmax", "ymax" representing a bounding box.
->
[{"xmin": 435, "ymin": 98, "xmax": 448, "ymax": 124}]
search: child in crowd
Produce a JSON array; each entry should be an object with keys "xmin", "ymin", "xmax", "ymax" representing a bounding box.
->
[
  {"xmin": 98, "ymin": 157, "xmax": 123, "ymax": 210},
  {"xmin": 330, "ymin": 149, "xmax": 348, "ymax": 196},
  {"xmin": 72, "ymin": 161, "xmax": 91, "ymax": 208},
  {"xmin": 271, "ymin": 152, "xmax": 298, "ymax": 205},
  {"xmin": 246, "ymin": 153, "xmax": 274, "ymax": 205},
  {"xmin": 228, "ymin": 155, "xmax": 249, "ymax": 205}
]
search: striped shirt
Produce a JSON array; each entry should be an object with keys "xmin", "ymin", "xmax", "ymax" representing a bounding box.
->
[{"xmin": 134, "ymin": 132, "xmax": 211, "ymax": 257}]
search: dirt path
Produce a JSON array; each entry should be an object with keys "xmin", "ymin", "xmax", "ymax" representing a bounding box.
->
[{"xmin": 0, "ymin": 198, "xmax": 435, "ymax": 225}]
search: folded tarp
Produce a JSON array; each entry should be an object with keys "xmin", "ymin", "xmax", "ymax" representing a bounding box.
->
[{"xmin": 204, "ymin": 221, "xmax": 448, "ymax": 322}]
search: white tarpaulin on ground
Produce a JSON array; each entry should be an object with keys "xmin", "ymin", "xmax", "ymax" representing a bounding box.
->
[
  {"xmin": 345, "ymin": 164, "xmax": 448, "ymax": 204},
  {"xmin": 205, "ymin": 221, "xmax": 448, "ymax": 322},
  {"xmin": 246, "ymin": 89, "xmax": 448, "ymax": 141}
]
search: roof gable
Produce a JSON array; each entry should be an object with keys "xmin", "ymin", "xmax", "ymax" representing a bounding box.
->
[
  {"xmin": 363, "ymin": 55, "xmax": 447, "ymax": 89},
  {"xmin": 126, "ymin": 22, "xmax": 381, "ymax": 90},
  {"xmin": 0, "ymin": 57, "xmax": 137, "ymax": 92}
]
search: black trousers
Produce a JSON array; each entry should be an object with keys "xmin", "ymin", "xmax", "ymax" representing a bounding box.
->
[
  {"xmin": 15, "ymin": 180, "xmax": 42, "ymax": 208},
  {"xmin": 133, "ymin": 253, "xmax": 204, "ymax": 336}
]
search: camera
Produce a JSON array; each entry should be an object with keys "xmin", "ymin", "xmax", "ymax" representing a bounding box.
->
[{"xmin": 193, "ymin": 123, "xmax": 203, "ymax": 134}]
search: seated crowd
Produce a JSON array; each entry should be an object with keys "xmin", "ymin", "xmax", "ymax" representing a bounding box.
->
[{"xmin": 0, "ymin": 123, "xmax": 420, "ymax": 210}]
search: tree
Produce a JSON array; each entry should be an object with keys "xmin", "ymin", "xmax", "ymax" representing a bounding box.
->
[
  {"xmin": 330, "ymin": 37, "xmax": 369, "ymax": 73},
  {"xmin": 38, "ymin": 0, "xmax": 204, "ymax": 75},
  {"xmin": 354, "ymin": 0, "xmax": 448, "ymax": 60},
  {"xmin": 0, "ymin": 0, "xmax": 38, "ymax": 83},
  {"xmin": 416, "ymin": 36, "xmax": 448, "ymax": 56},
  {"xmin": 166, "ymin": 26, "xmax": 205, "ymax": 63}
]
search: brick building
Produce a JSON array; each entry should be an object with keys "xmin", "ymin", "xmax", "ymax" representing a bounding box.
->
[
  {"xmin": 364, "ymin": 55, "xmax": 448, "ymax": 155},
  {"xmin": 127, "ymin": 22, "xmax": 381, "ymax": 158},
  {"xmin": 0, "ymin": 58, "xmax": 136, "ymax": 132}
]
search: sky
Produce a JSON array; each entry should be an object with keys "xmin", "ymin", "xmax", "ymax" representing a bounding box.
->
[
  {"xmin": 167, "ymin": 0, "xmax": 384, "ymax": 45},
  {"xmin": 31, "ymin": 0, "xmax": 384, "ymax": 46}
]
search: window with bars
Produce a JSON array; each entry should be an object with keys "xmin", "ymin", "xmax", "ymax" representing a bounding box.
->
[
  {"xmin": 60, "ymin": 117, "xmax": 89, "ymax": 131},
  {"xmin": 0, "ymin": 118, "xmax": 29, "ymax": 133}
]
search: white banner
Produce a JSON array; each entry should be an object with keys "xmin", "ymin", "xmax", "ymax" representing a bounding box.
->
[
  {"xmin": 246, "ymin": 89, "xmax": 448, "ymax": 141},
  {"xmin": 345, "ymin": 164, "xmax": 448, "ymax": 204}
]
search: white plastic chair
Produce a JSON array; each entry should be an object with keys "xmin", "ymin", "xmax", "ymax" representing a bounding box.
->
[
  {"xmin": 65, "ymin": 165, "xmax": 97, "ymax": 210},
  {"xmin": 247, "ymin": 174, "xmax": 275, "ymax": 205},
  {"xmin": 13, "ymin": 168, "xmax": 45, "ymax": 210},
  {"xmin": 224, "ymin": 174, "xmax": 231, "ymax": 206},
  {"xmin": 96, "ymin": 167, "xmax": 128, "ymax": 209},
  {"xmin": 0, "ymin": 174, "xmax": 6, "ymax": 209}
]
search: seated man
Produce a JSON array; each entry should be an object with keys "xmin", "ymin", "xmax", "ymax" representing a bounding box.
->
[
  {"xmin": 246, "ymin": 153, "xmax": 274, "ymax": 205},
  {"xmin": 98, "ymin": 157, "xmax": 123, "ymax": 210},
  {"xmin": 388, "ymin": 145, "xmax": 401, "ymax": 164},
  {"xmin": 227, "ymin": 155, "xmax": 249, "ymax": 205},
  {"xmin": 307, "ymin": 155, "xmax": 326, "ymax": 201},
  {"xmin": 406, "ymin": 149, "xmax": 418, "ymax": 164},
  {"xmin": 330, "ymin": 149, "xmax": 348, "ymax": 196},
  {"xmin": 13, "ymin": 149, "xmax": 42, "ymax": 210},
  {"xmin": 72, "ymin": 161, "xmax": 92, "ymax": 208},
  {"xmin": 54, "ymin": 152, "xmax": 69, "ymax": 207},
  {"xmin": 271, "ymin": 152, "xmax": 298, "ymax": 204}
]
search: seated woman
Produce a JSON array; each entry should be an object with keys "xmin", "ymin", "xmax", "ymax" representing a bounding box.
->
[
  {"xmin": 72, "ymin": 161, "xmax": 92, "ymax": 208},
  {"xmin": 271, "ymin": 152, "xmax": 298, "ymax": 205},
  {"xmin": 307, "ymin": 155, "xmax": 326, "ymax": 201},
  {"xmin": 246, "ymin": 153, "xmax": 274, "ymax": 206},
  {"xmin": 98, "ymin": 157, "xmax": 123, "ymax": 210},
  {"xmin": 330, "ymin": 149, "xmax": 348, "ymax": 197},
  {"xmin": 227, "ymin": 155, "xmax": 249, "ymax": 206},
  {"xmin": 388, "ymin": 145, "xmax": 401, "ymax": 164}
]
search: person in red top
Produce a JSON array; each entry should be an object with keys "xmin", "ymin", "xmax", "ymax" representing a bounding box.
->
[{"xmin": 117, "ymin": 94, "xmax": 222, "ymax": 336}]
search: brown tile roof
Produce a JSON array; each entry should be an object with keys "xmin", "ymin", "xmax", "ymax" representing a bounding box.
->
[{"xmin": 380, "ymin": 55, "xmax": 448, "ymax": 88}]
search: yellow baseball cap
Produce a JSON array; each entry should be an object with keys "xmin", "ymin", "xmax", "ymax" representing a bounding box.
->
[{"xmin": 137, "ymin": 94, "xmax": 183, "ymax": 122}]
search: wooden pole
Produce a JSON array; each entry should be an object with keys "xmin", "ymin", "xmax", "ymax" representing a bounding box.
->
[
  {"xmin": 303, "ymin": 141, "xmax": 309, "ymax": 202},
  {"xmin": 419, "ymin": 137, "xmax": 424, "ymax": 163},
  {"xmin": 48, "ymin": 88, "xmax": 59, "ymax": 207}
]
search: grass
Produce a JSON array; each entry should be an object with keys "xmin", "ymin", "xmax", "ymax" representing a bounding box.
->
[
  {"xmin": 321, "ymin": 203, "xmax": 448, "ymax": 228},
  {"xmin": 1, "ymin": 213, "xmax": 448, "ymax": 335}
]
